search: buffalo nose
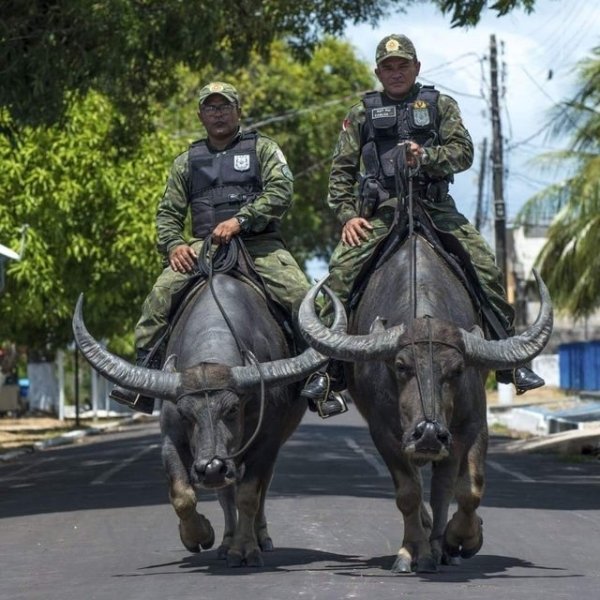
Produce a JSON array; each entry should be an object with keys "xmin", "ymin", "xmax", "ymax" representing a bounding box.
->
[
  {"xmin": 412, "ymin": 420, "xmax": 451, "ymax": 447},
  {"xmin": 195, "ymin": 458, "xmax": 227, "ymax": 481}
]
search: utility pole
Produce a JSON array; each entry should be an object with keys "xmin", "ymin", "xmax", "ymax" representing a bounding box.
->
[
  {"xmin": 474, "ymin": 137, "xmax": 488, "ymax": 231},
  {"xmin": 489, "ymin": 34, "xmax": 507, "ymax": 290}
]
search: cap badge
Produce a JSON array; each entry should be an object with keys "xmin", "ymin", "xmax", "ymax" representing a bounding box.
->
[
  {"xmin": 385, "ymin": 39, "xmax": 400, "ymax": 52},
  {"xmin": 209, "ymin": 83, "xmax": 224, "ymax": 92}
]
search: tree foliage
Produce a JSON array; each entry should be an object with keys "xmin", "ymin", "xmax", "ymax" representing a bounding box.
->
[
  {"xmin": 1, "ymin": 0, "xmax": 537, "ymax": 134},
  {"xmin": 0, "ymin": 93, "xmax": 179, "ymax": 354},
  {"xmin": 0, "ymin": 38, "xmax": 373, "ymax": 354},
  {"xmin": 516, "ymin": 47, "xmax": 600, "ymax": 319}
]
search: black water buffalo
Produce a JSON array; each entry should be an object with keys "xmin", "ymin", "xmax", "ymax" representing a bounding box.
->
[
  {"xmin": 299, "ymin": 232, "xmax": 553, "ymax": 573},
  {"xmin": 73, "ymin": 274, "xmax": 345, "ymax": 567}
]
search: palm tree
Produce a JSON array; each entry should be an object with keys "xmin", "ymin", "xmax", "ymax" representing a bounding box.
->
[{"xmin": 516, "ymin": 47, "xmax": 600, "ymax": 319}]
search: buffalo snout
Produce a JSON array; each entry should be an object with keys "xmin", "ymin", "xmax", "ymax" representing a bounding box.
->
[
  {"xmin": 406, "ymin": 420, "xmax": 451, "ymax": 458},
  {"xmin": 194, "ymin": 457, "xmax": 232, "ymax": 487}
]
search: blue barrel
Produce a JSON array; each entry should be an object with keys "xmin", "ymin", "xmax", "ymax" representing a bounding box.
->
[
  {"xmin": 559, "ymin": 342, "xmax": 586, "ymax": 390},
  {"xmin": 583, "ymin": 341, "xmax": 600, "ymax": 390}
]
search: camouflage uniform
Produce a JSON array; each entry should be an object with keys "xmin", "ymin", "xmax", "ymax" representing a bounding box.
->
[
  {"xmin": 325, "ymin": 83, "xmax": 515, "ymax": 333},
  {"xmin": 135, "ymin": 131, "xmax": 310, "ymax": 351}
]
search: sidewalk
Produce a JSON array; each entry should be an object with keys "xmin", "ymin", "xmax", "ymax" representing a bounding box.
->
[
  {"xmin": 1, "ymin": 387, "xmax": 597, "ymax": 461},
  {"xmin": 0, "ymin": 412, "xmax": 158, "ymax": 462}
]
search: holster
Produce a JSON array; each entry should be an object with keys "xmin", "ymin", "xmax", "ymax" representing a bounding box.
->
[
  {"xmin": 424, "ymin": 179, "xmax": 449, "ymax": 203},
  {"xmin": 358, "ymin": 175, "xmax": 389, "ymax": 218}
]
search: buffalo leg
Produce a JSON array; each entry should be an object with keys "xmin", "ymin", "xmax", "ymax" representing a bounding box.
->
[
  {"xmin": 216, "ymin": 486, "xmax": 237, "ymax": 559},
  {"xmin": 226, "ymin": 476, "xmax": 263, "ymax": 567},
  {"xmin": 443, "ymin": 431, "xmax": 487, "ymax": 559},
  {"xmin": 429, "ymin": 458, "xmax": 460, "ymax": 565},
  {"xmin": 255, "ymin": 462, "xmax": 275, "ymax": 552},
  {"xmin": 380, "ymin": 450, "xmax": 436, "ymax": 574},
  {"xmin": 163, "ymin": 440, "xmax": 215, "ymax": 553}
]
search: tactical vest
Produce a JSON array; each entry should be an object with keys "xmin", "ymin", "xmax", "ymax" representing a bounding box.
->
[
  {"xmin": 188, "ymin": 131, "xmax": 274, "ymax": 239},
  {"xmin": 360, "ymin": 86, "xmax": 449, "ymax": 194}
]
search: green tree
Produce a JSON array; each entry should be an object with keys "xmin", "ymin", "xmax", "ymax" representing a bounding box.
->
[
  {"xmin": 0, "ymin": 38, "xmax": 373, "ymax": 354},
  {"xmin": 1, "ymin": 0, "xmax": 536, "ymax": 133},
  {"xmin": 0, "ymin": 92, "xmax": 180, "ymax": 354},
  {"xmin": 516, "ymin": 47, "xmax": 600, "ymax": 319}
]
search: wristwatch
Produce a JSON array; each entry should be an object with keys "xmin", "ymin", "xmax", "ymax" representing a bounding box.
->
[{"xmin": 235, "ymin": 215, "xmax": 249, "ymax": 232}]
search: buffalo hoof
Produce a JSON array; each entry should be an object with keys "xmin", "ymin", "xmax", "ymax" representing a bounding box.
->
[
  {"xmin": 443, "ymin": 517, "xmax": 483, "ymax": 559},
  {"xmin": 245, "ymin": 549, "xmax": 264, "ymax": 567},
  {"xmin": 178, "ymin": 514, "xmax": 215, "ymax": 553},
  {"xmin": 390, "ymin": 556, "xmax": 413, "ymax": 574},
  {"xmin": 259, "ymin": 537, "xmax": 274, "ymax": 552},
  {"xmin": 459, "ymin": 529, "xmax": 483, "ymax": 559},
  {"xmin": 227, "ymin": 551, "xmax": 244, "ymax": 568},
  {"xmin": 217, "ymin": 545, "xmax": 229, "ymax": 560},
  {"xmin": 416, "ymin": 556, "xmax": 438, "ymax": 573},
  {"xmin": 442, "ymin": 553, "xmax": 461, "ymax": 566}
]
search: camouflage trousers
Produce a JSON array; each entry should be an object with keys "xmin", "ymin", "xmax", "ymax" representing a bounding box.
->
[
  {"xmin": 325, "ymin": 196, "xmax": 515, "ymax": 333},
  {"xmin": 135, "ymin": 237, "xmax": 311, "ymax": 351}
]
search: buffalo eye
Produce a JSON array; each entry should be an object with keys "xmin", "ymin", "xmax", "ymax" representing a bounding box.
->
[
  {"xmin": 444, "ymin": 363, "xmax": 464, "ymax": 380},
  {"xmin": 395, "ymin": 361, "xmax": 413, "ymax": 379}
]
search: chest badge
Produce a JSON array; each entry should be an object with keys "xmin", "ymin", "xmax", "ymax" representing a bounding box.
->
[
  {"xmin": 234, "ymin": 154, "xmax": 250, "ymax": 171},
  {"xmin": 412, "ymin": 100, "xmax": 430, "ymax": 126}
]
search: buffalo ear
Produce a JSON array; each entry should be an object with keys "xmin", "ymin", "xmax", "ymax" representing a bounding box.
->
[
  {"xmin": 369, "ymin": 316, "xmax": 388, "ymax": 333},
  {"xmin": 163, "ymin": 354, "xmax": 178, "ymax": 373}
]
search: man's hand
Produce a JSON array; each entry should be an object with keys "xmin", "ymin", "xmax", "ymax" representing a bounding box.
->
[
  {"xmin": 212, "ymin": 217, "xmax": 241, "ymax": 245},
  {"xmin": 405, "ymin": 141, "xmax": 424, "ymax": 168},
  {"xmin": 342, "ymin": 217, "xmax": 373, "ymax": 247},
  {"xmin": 169, "ymin": 244, "xmax": 198, "ymax": 273}
]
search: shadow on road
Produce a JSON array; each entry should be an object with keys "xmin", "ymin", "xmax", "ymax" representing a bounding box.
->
[
  {"xmin": 121, "ymin": 548, "xmax": 575, "ymax": 582},
  {"xmin": 0, "ymin": 421, "xmax": 598, "ymax": 520}
]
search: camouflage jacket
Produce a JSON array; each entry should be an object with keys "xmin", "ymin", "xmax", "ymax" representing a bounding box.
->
[
  {"xmin": 328, "ymin": 83, "xmax": 474, "ymax": 225},
  {"xmin": 156, "ymin": 130, "xmax": 294, "ymax": 257}
]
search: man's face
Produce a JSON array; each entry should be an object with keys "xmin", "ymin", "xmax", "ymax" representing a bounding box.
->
[
  {"xmin": 198, "ymin": 94, "xmax": 241, "ymax": 143},
  {"xmin": 375, "ymin": 57, "xmax": 421, "ymax": 100}
]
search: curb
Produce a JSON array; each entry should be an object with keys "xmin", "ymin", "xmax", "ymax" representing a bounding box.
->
[
  {"xmin": 0, "ymin": 413, "xmax": 158, "ymax": 462},
  {"xmin": 498, "ymin": 425, "xmax": 600, "ymax": 454}
]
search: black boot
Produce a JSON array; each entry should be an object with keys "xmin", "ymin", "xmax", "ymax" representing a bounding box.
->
[
  {"xmin": 301, "ymin": 365, "xmax": 348, "ymax": 418},
  {"xmin": 496, "ymin": 367, "xmax": 545, "ymax": 395},
  {"xmin": 109, "ymin": 349, "xmax": 157, "ymax": 415}
]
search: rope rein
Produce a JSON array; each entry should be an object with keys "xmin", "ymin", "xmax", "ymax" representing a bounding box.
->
[{"xmin": 187, "ymin": 235, "xmax": 268, "ymax": 462}]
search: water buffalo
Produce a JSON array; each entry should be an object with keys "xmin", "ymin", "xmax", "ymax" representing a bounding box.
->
[
  {"xmin": 299, "ymin": 231, "xmax": 553, "ymax": 573},
  {"xmin": 73, "ymin": 274, "xmax": 345, "ymax": 567}
]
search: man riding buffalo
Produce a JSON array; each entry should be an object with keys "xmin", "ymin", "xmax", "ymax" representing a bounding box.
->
[
  {"xmin": 110, "ymin": 81, "xmax": 343, "ymax": 415},
  {"xmin": 301, "ymin": 34, "xmax": 544, "ymax": 413}
]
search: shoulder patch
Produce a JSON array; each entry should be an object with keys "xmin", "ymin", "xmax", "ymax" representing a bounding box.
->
[{"xmin": 342, "ymin": 118, "xmax": 351, "ymax": 131}]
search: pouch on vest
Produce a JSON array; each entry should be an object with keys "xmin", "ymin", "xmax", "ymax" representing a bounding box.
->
[{"xmin": 370, "ymin": 105, "xmax": 397, "ymax": 137}]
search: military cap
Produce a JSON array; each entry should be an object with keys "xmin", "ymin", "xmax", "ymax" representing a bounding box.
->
[
  {"xmin": 375, "ymin": 34, "xmax": 417, "ymax": 64},
  {"xmin": 198, "ymin": 82, "xmax": 240, "ymax": 105}
]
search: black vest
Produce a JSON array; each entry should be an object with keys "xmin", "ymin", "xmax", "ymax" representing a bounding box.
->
[
  {"xmin": 360, "ymin": 86, "xmax": 449, "ymax": 193},
  {"xmin": 188, "ymin": 131, "xmax": 271, "ymax": 239}
]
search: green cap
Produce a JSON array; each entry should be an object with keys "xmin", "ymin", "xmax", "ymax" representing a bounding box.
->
[
  {"xmin": 375, "ymin": 34, "xmax": 417, "ymax": 64},
  {"xmin": 198, "ymin": 82, "xmax": 240, "ymax": 105}
]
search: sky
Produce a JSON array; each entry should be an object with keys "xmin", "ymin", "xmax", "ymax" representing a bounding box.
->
[
  {"xmin": 307, "ymin": 0, "xmax": 599, "ymax": 279},
  {"xmin": 342, "ymin": 0, "xmax": 600, "ymax": 232}
]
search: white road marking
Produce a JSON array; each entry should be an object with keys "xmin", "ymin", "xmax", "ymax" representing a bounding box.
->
[
  {"xmin": 487, "ymin": 459, "xmax": 534, "ymax": 482},
  {"xmin": 344, "ymin": 436, "xmax": 389, "ymax": 477},
  {"xmin": 90, "ymin": 443, "xmax": 159, "ymax": 485}
]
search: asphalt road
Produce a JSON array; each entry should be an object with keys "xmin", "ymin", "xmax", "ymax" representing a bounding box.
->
[{"xmin": 0, "ymin": 407, "xmax": 599, "ymax": 600}]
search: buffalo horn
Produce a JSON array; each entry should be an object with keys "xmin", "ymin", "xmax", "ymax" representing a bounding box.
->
[
  {"xmin": 461, "ymin": 269, "xmax": 553, "ymax": 369},
  {"xmin": 72, "ymin": 295, "xmax": 182, "ymax": 401},
  {"xmin": 229, "ymin": 282, "xmax": 348, "ymax": 390},
  {"xmin": 298, "ymin": 277, "xmax": 405, "ymax": 361}
]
